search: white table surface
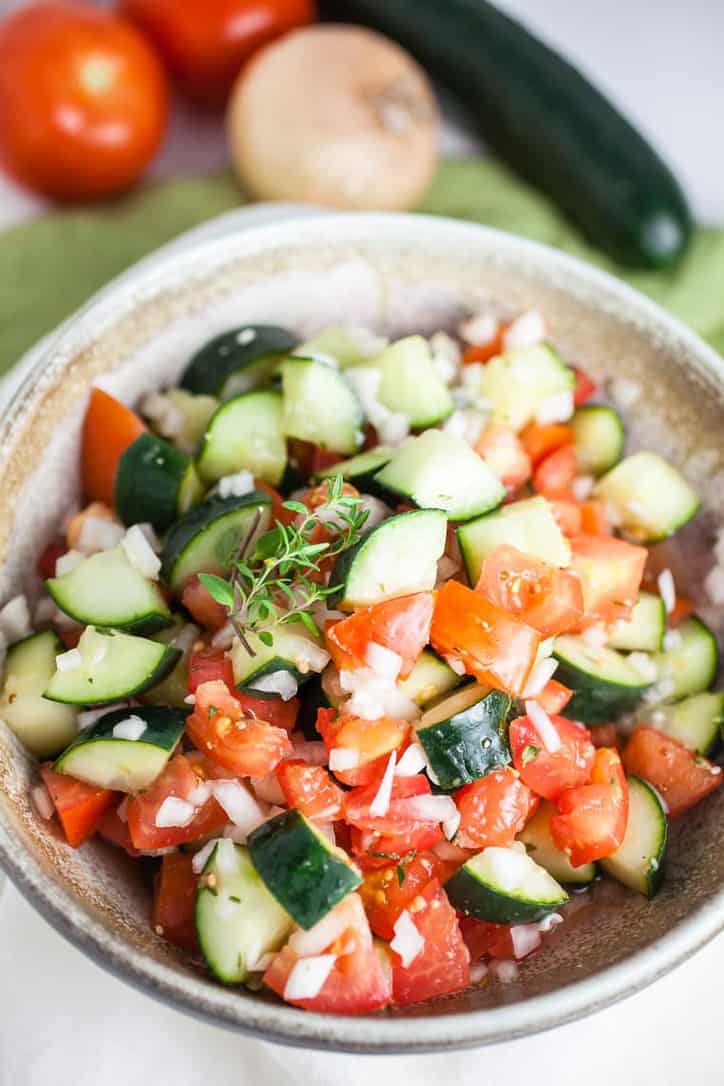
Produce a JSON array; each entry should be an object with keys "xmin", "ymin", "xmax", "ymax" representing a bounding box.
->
[{"xmin": 1, "ymin": 2, "xmax": 723, "ymax": 1084}]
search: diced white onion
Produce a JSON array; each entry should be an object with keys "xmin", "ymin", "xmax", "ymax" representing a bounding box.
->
[
  {"xmin": 172, "ymin": 624, "xmax": 201, "ymax": 657},
  {"xmin": 365, "ymin": 641, "xmax": 403, "ymax": 680},
  {"xmin": 537, "ymin": 637, "xmax": 556, "ymax": 660},
  {"xmin": 390, "ymin": 910, "xmax": 425, "ymax": 967},
  {"xmin": 154, "ymin": 796, "xmax": 195, "ymax": 828},
  {"xmin": 609, "ymin": 378, "xmax": 640, "ymax": 408},
  {"xmin": 704, "ymin": 566, "xmax": 724, "ymax": 605},
  {"xmin": 184, "ymin": 694, "xmax": 196, "ymax": 706},
  {"xmin": 77, "ymin": 516, "xmax": 125, "ymax": 555},
  {"xmin": 627, "ymin": 652, "xmax": 659, "ymax": 682},
  {"xmin": 442, "ymin": 654, "xmax": 466, "ymax": 677},
  {"xmin": 289, "ymin": 895, "xmax": 365, "ymax": 957},
  {"xmin": 187, "ymin": 781, "xmax": 212, "ymax": 807},
  {"xmin": 442, "ymin": 808, "xmax": 461, "ymax": 841},
  {"xmin": 191, "ymin": 837, "xmax": 222, "ymax": 874},
  {"xmin": 503, "ymin": 310, "xmax": 545, "ymax": 351},
  {"xmin": 55, "ymin": 550, "xmax": 85, "ymax": 576},
  {"xmin": 247, "ymin": 951, "xmax": 275, "ymax": 974},
  {"xmin": 328, "ymin": 747, "xmax": 359, "ymax": 771},
  {"xmin": 395, "ymin": 743, "xmax": 428, "ymax": 777},
  {"xmin": 283, "ymin": 954, "xmax": 337, "ymax": 1001},
  {"xmin": 510, "ymin": 923, "xmax": 542, "ymax": 960},
  {"xmin": 78, "ymin": 704, "xmax": 125, "ymax": 731},
  {"xmin": 470, "ymin": 962, "xmax": 489, "ymax": 984},
  {"xmin": 538, "ymin": 912, "xmax": 563, "ymax": 933},
  {"xmin": 581, "ymin": 623, "xmax": 608, "ymax": 648},
  {"xmin": 210, "ymin": 622, "xmax": 235, "ymax": 650},
  {"xmin": 116, "ymin": 797, "xmax": 128, "ymax": 823},
  {"xmin": 217, "ymin": 469, "xmax": 255, "ymax": 500},
  {"xmin": 55, "ymin": 648, "xmax": 82, "ymax": 673},
  {"xmin": 136, "ymin": 522, "xmax": 162, "ymax": 553},
  {"xmin": 140, "ymin": 391, "xmax": 185, "ymax": 439},
  {"xmin": 0, "ymin": 595, "xmax": 32, "ymax": 642},
  {"xmin": 571, "ymin": 475, "xmax": 595, "ymax": 501},
  {"xmin": 33, "ymin": 596, "xmax": 58, "ymax": 626},
  {"xmin": 291, "ymin": 739, "xmax": 328, "ymax": 765},
  {"xmin": 443, "ymin": 408, "xmax": 487, "ymax": 447},
  {"xmin": 522, "ymin": 657, "xmax": 558, "ymax": 698},
  {"xmin": 210, "ymin": 780, "xmax": 266, "ymax": 835},
  {"xmin": 111, "ymin": 715, "xmax": 147, "ymax": 741},
  {"xmin": 215, "ymin": 837, "xmax": 239, "ymax": 875},
  {"xmin": 525, "ymin": 701, "xmax": 561, "ymax": 752},
  {"xmin": 339, "ymin": 668, "xmax": 420, "ymax": 722},
  {"xmin": 492, "ymin": 960, "xmax": 519, "ymax": 983},
  {"xmin": 357, "ymin": 494, "xmax": 392, "ymax": 531},
  {"xmin": 376, "ymin": 412, "xmax": 410, "ymax": 447},
  {"xmin": 122, "ymin": 524, "xmax": 162, "ymax": 580},
  {"xmin": 458, "ymin": 313, "xmax": 498, "ymax": 346},
  {"xmin": 534, "ymin": 391, "xmax": 574, "ymax": 425},
  {"xmin": 344, "ymin": 365, "xmax": 382, "ymax": 406},
  {"xmin": 31, "ymin": 782, "xmax": 55, "ymax": 821},
  {"xmin": 657, "ymin": 569, "xmax": 676, "ymax": 615},
  {"xmin": 292, "ymin": 639, "xmax": 331, "ymax": 676},
  {"xmin": 250, "ymin": 670, "xmax": 298, "ymax": 701},
  {"xmin": 429, "ymin": 331, "xmax": 461, "ymax": 384},
  {"xmin": 369, "ymin": 751, "xmax": 397, "ymax": 817},
  {"xmin": 394, "ymin": 794, "xmax": 458, "ymax": 823},
  {"xmin": 485, "ymin": 846, "xmax": 536, "ymax": 892}
]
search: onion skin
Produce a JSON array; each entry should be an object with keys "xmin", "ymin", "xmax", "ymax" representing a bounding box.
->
[{"xmin": 226, "ymin": 24, "xmax": 439, "ymax": 210}]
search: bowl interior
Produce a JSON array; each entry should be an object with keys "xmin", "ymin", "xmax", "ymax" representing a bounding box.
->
[{"xmin": 0, "ymin": 213, "xmax": 722, "ymax": 1052}]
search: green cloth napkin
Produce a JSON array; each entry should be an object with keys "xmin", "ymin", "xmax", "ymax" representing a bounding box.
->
[{"xmin": 2, "ymin": 158, "xmax": 724, "ymax": 376}]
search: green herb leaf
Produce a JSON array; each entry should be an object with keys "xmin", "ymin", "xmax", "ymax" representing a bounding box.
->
[
  {"xmin": 258, "ymin": 631, "xmax": 274, "ymax": 648},
  {"xmin": 521, "ymin": 744, "xmax": 540, "ymax": 766},
  {"xmin": 198, "ymin": 573, "xmax": 235, "ymax": 609},
  {"xmin": 396, "ymin": 865, "xmax": 406, "ymax": 887}
]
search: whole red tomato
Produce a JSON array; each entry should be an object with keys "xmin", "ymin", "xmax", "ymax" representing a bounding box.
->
[
  {"xmin": 0, "ymin": 2, "xmax": 168, "ymax": 201},
  {"xmin": 119, "ymin": 0, "xmax": 316, "ymax": 109}
]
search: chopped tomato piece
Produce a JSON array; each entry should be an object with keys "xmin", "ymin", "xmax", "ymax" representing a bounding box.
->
[
  {"xmin": 520, "ymin": 422, "xmax": 574, "ymax": 466},
  {"xmin": 317, "ymin": 709, "xmax": 410, "ymax": 787},
  {"xmin": 453, "ymin": 767, "xmax": 534, "ymax": 850},
  {"xmin": 264, "ymin": 894, "xmax": 392, "ymax": 1013},
  {"xmin": 126, "ymin": 753, "xmax": 228, "ymax": 851},
  {"xmin": 668, "ymin": 595, "xmax": 695, "ymax": 626},
  {"xmin": 536, "ymin": 678, "xmax": 573, "ymax": 715},
  {"xmin": 181, "ymin": 574, "xmax": 229, "ymax": 630},
  {"xmin": 509, "ymin": 713, "xmax": 595, "ymax": 801},
  {"xmin": 151, "ymin": 852, "xmax": 199, "ymax": 953},
  {"xmin": 431, "ymin": 580, "xmax": 540, "ymax": 696},
  {"xmin": 276, "ymin": 759, "xmax": 344, "ymax": 822},
  {"xmin": 359, "ymin": 851, "xmax": 446, "ymax": 939},
  {"xmin": 573, "ymin": 367, "xmax": 598, "ymax": 406},
  {"xmin": 351, "ymin": 824, "xmax": 444, "ymax": 868},
  {"xmin": 390, "ymin": 880, "xmax": 470, "ymax": 1006},
  {"xmin": 325, "ymin": 592, "xmax": 433, "ymax": 680},
  {"xmin": 579, "ymin": 499, "xmax": 612, "ymax": 536},
  {"xmin": 186, "ymin": 680, "xmax": 291, "ymax": 777},
  {"xmin": 623, "ymin": 726, "xmax": 722, "ymax": 817},
  {"xmin": 590, "ymin": 723, "xmax": 619, "ymax": 749},
  {"xmin": 459, "ymin": 917, "xmax": 540, "ymax": 961},
  {"xmin": 344, "ymin": 774, "xmax": 434, "ymax": 836},
  {"xmin": 533, "ymin": 444, "xmax": 578, "ymax": 496},
  {"xmin": 188, "ymin": 649, "xmax": 234, "ymax": 692},
  {"xmin": 254, "ymin": 479, "xmax": 293, "ymax": 527},
  {"xmin": 96, "ymin": 801, "xmax": 139, "ymax": 856},
  {"xmin": 302, "ymin": 479, "xmax": 359, "ymax": 510},
  {"xmin": 477, "ymin": 545, "xmax": 584, "ymax": 639},
  {"xmin": 461, "ymin": 326, "xmax": 505, "ymax": 365},
  {"xmin": 570, "ymin": 535, "xmax": 647, "ymax": 625},
  {"xmin": 36, "ymin": 538, "xmax": 66, "ymax": 580},
  {"xmin": 39, "ymin": 765, "xmax": 115, "ymax": 848},
  {"xmin": 550, "ymin": 747, "xmax": 628, "ymax": 865},
  {"xmin": 548, "ymin": 496, "xmax": 583, "ymax": 537},
  {"xmin": 81, "ymin": 388, "xmax": 145, "ymax": 505},
  {"xmin": 474, "ymin": 423, "xmax": 531, "ymax": 491},
  {"xmin": 187, "ymin": 654, "xmax": 299, "ymax": 731}
]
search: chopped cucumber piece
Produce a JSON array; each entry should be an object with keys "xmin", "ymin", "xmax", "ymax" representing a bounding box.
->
[
  {"xmin": 316, "ymin": 446, "xmax": 393, "ymax": 488},
  {"xmin": 519, "ymin": 802, "xmax": 596, "ymax": 885},
  {"xmin": 54, "ymin": 706, "xmax": 185, "ymax": 791},
  {"xmin": 595, "ymin": 452, "xmax": 700, "ymax": 542},
  {"xmin": 607, "ymin": 591, "xmax": 666, "ymax": 652},
  {"xmin": 0, "ymin": 631, "xmax": 77, "ymax": 757},
  {"xmin": 296, "ymin": 674, "xmax": 331, "ymax": 740},
  {"xmin": 231, "ymin": 620, "xmax": 325, "ymax": 689},
  {"xmin": 160, "ymin": 389, "xmax": 218, "ymax": 454},
  {"xmin": 397, "ymin": 649, "xmax": 461, "ymax": 708},
  {"xmin": 554, "ymin": 635, "xmax": 652, "ymax": 724},
  {"xmin": 180, "ymin": 324, "xmax": 296, "ymax": 397},
  {"xmin": 416, "ymin": 684, "xmax": 512, "ymax": 790},
  {"xmin": 161, "ymin": 492, "xmax": 271, "ymax": 591},
  {"xmin": 600, "ymin": 776, "xmax": 667, "ymax": 897},
  {"xmin": 571, "ymin": 405, "xmax": 624, "ymax": 476},
  {"xmin": 44, "ymin": 626, "xmax": 181, "ymax": 705},
  {"xmin": 197, "ymin": 390, "xmax": 286, "ymax": 485},
  {"xmin": 645, "ymin": 692, "xmax": 724, "ymax": 756},
  {"xmin": 47, "ymin": 546, "xmax": 173, "ymax": 635},
  {"xmin": 329, "ymin": 509, "xmax": 447, "ymax": 611},
  {"xmin": 457, "ymin": 496, "xmax": 571, "ymax": 586},
  {"xmin": 298, "ymin": 324, "xmax": 388, "ymax": 368},
  {"xmin": 142, "ymin": 621, "xmax": 196, "ymax": 709},
  {"xmin": 115, "ymin": 433, "xmax": 203, "ymax": 531},
  {"xmin": 248, "ymin": 809, "xmax": 361, "ymax": 929},
  {"xmin": 371, "ymin": 336, "xmax": 453, "ymax": 427},
  {"xmin": 282, "ymin": 357, "xmax": 363, "ymax": 455},
  {"xmin": 375, "ymin": 430, "xmax": 504, "ymax": 522},
  {"xmin": 651, "ymin": 617, "xmax": 719, "ymax": 702},
  {"xmin": 445, "ymin": 845, "xmax": 568, "ymax": 923},
  {"xmin": 478, "ymin": 343, "xmax": 574, "ymax": 432}
]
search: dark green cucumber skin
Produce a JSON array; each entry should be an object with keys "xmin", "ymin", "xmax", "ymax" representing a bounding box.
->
[
  {"xmin": 444, "ymin": 868, "xmax": 565, "ymax": 924},
  {"xmin": 115, "ymin": 433, "xmax": 193, "ymax": 531},
  {"xmin": 321, "ymin": 0, "xmax": 692, "ymax": 268},
  {"xmin": 417, "ymin": 690, "xmax": 512, "ymax": 790},
  {"xmin": 248, "ymin": 809, "xmax": 361, "ymax": 929},
  {"xmin": 239, "ymin": 656, "xmax": 315, "ymax": 692},
  {"xmin": 161, "ymin": 491, "xmax": 271, "ymax": 588},
  {"xmin": 54, "ymin": 706, "xmax": 187, "ymax": 766},
  {"xmin": 554, "ymin": 656, "xmax": 649, "ymax": 725},
  {"xmin": 296, "ymin": 674, "xmax": 329, "ymax": 740},
  {"xmin": 43, "ymin": 644, "xmax": 182, "ymax": 705},
  {"xmin": 180, "ymin": 325, "xmax": 297, "ymax": 396}
]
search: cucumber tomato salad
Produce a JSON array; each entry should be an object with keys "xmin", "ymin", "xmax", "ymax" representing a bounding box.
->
[{"xmin": 2, "ymin": 312, "xmax": 722, "ymax": 1014}]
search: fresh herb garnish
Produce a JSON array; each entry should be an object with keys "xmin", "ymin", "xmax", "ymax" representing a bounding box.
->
[
  {"xmin": 396, "ymin": 864, "xmax": 406, "ymax": 887},
  {"xmin": 199, "ymin": 474, "xmax": 368, "ymax": 657},
  {"xmin": 521, "ymin": 744, "xmax": 540, "ymax": 766}
]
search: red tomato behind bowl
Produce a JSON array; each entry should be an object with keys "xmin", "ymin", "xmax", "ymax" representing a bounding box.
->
[{"xmin": 0, "ymin": 2, "xmax": 168, "ymax": 201}]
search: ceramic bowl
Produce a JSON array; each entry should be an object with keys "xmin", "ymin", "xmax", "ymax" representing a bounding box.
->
[{"xmin": 0, "ymin": 211, "xmax": 722, "ymax": 1053}]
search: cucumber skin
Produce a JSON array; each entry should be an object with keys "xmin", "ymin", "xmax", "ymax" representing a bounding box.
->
[
  {"xmin": 180, "ymin": 325, "xmax": 296, "ymax": 396},
  {"xmin": 444, "ymin": 867, "xmax": 567, "ymax": 924},
  {"xmin": 161, "ymin": 491, "xmax": 271, "ymax": 589},
  {"xmin": 554, "ymin": 657, "xmax": 650, "ymax": 725},
  {"xmin": 248, "ymin": 809, "xmax": 361, "ymax": 930},
  {"xmin": 44, "ymin": 643, "xmax": 182, "ymax": 705},
  {"xmin": 417, "ymin": 689, "xmax": 512, "ymax": 790},
  {"xmin": 55, "ymin": 705, "xmax": 187, "ymax": 763},
  {"xmin": 321, "ymin": 0, "xmax": 691, "ymax": 268},
  {"xmin": 115, "ymin": 433, "xmax": 196, "ymax": 531}
]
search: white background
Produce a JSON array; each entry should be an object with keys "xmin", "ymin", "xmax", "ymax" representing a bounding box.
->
[{"xmin": 1, "ymin": 2, "xmax": 724, "ymax": 1084}]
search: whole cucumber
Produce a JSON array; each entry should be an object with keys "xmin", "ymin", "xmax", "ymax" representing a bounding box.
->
[{"xmin": 320, "ymin": 0, "xmax": 692, "ymax": 268}]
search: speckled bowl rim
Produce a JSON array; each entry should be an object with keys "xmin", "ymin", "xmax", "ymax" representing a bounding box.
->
[{"xmin": 1, "ymin": 210, "xmax": 723, "ymax": 1053}]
